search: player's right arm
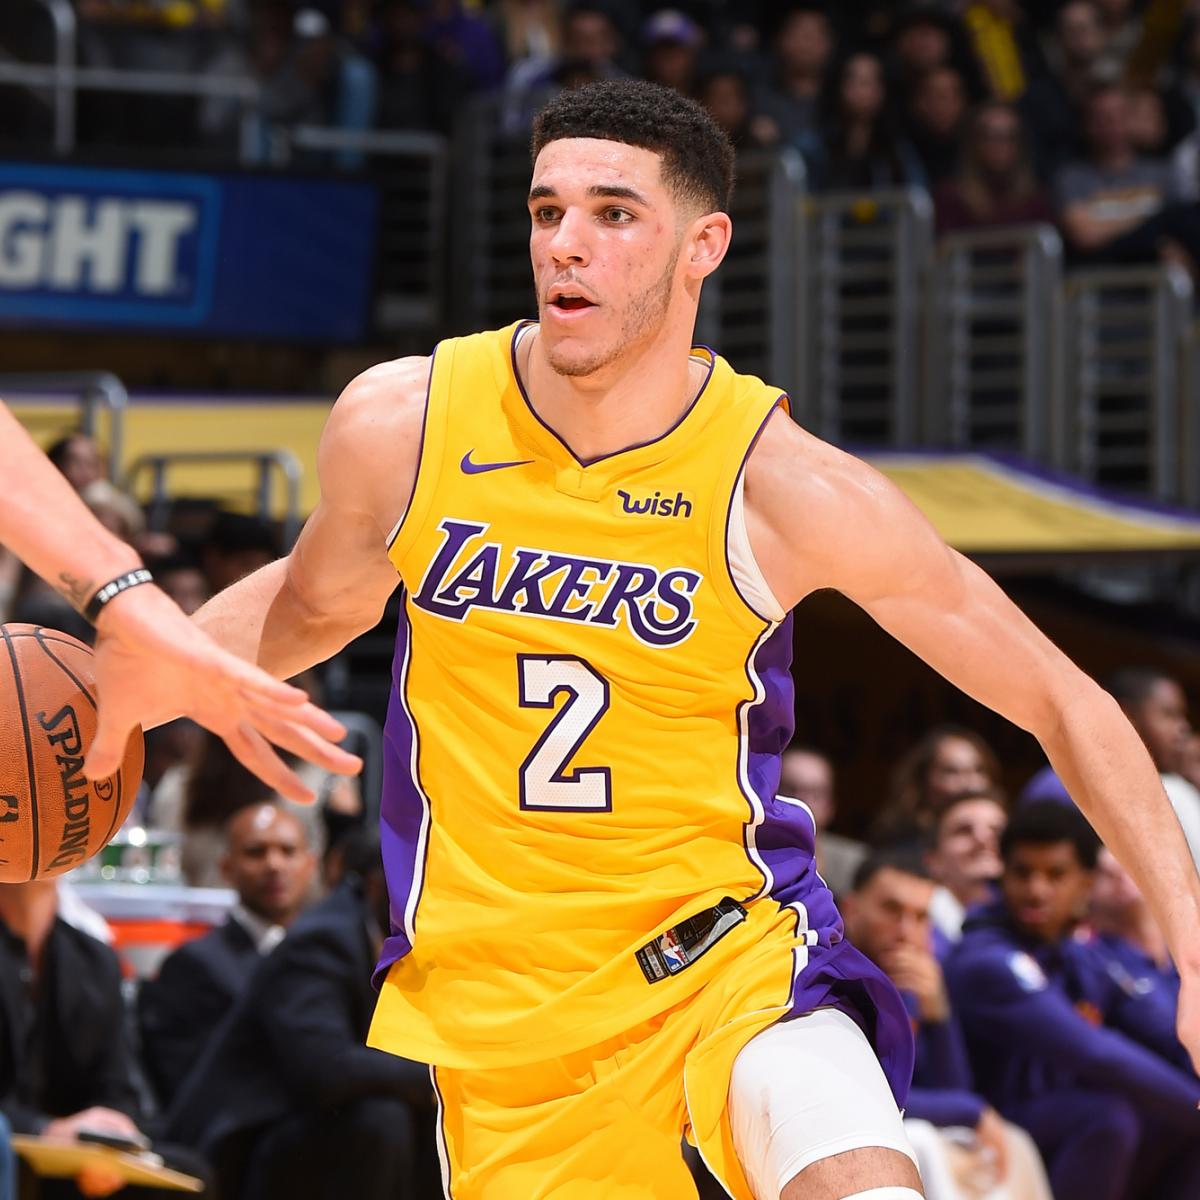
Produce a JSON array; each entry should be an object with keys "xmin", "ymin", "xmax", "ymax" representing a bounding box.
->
[{"xmin": 193, "ymin": 356, "xmax": 429, "ymax": 680}]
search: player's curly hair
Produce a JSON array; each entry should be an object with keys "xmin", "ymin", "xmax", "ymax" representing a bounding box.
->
[{"xmin": 531, "ymin": 80, "xmax": 735, "ymax": 214}]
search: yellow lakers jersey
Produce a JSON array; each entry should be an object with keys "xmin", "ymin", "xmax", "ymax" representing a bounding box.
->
[{"xmin": 367, "ymin": 321, "xmax": 808, "ymax": 1069}]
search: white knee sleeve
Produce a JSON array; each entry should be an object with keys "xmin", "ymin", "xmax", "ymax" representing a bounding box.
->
[{"xmin": 840, "ymin": 1191, "xmax": 924, "ymax": 1199}]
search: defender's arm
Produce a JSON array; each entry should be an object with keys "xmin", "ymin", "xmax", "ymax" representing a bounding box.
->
[
  {"xmin": 745, "ymin": 412, "xmax": 1200, "ymax": 1063},
  {"xmin": 195, "ymin": 356, "xmax": 428, "ymax": 679}
]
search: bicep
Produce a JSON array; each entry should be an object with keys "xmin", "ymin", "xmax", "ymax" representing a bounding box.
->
[
  {"xmin": 282, "ymin": 357, "xmax": 428, "ymax": 626},
  {"xmin": 751, "ymin": 425, "xmax": 1085, "ymax": 737}
]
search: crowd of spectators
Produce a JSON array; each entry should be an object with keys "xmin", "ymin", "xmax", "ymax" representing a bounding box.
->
[
  {"xmin": 782, "ymin": 659, "xmax": 1200, "ymax": 1200},
  {"xmin": 13, "ymin": 0, "xmax": 1196, "ymax": 277}
]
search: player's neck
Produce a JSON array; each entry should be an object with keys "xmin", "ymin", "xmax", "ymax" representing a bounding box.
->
[{"xmin": 522, "ymin": 323, "xmax": 702, "ymax": 462}]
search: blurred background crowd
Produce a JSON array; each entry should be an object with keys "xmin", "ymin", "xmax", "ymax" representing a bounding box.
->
[{"xmin": 4, "ymin": 0, "xmax": 1200, "ymax": 274}]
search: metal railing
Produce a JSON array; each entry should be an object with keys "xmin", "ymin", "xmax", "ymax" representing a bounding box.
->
[
  {"xmin": 124, "ymin": 449, "xmax": 303, "ymax": 547},
  {"xmin": 1183, "ymin": 319, "xmax": 1200, "ymax": 509},
  {"xmin": 696, "ymin": 149, "xmax": 806, "ymax": 398},
  {"xmin": 803, "ymin": 189, "xmax": 933, "ymax": 445},
  {"xmin": 0, "ymin": 61, "xmax": 258, "ymax": 158},
  {"xmin": 1058, "ymin": 264, "xmax": 1194, "ymax": 502},
  {"xmin": 0, "ymin": 370, "xmax": 128, "ymax": 475},
  {"xmin": 926, "ymin": 224, "xmax": 1062, "ymax": 458}
]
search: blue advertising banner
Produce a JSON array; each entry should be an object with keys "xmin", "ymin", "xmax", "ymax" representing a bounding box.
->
[{"xmin": 0, "ymin": 163, "xmax": 379, "ymax": 341}]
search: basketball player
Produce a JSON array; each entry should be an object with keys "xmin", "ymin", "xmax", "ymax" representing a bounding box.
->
[
  {"xmin": 0, "ymin": 403, "xmax": 359, "ymax": 802},
  {"xmin": 191, "ymin": 81, "xmax": 1200, "ymax": 1199}
]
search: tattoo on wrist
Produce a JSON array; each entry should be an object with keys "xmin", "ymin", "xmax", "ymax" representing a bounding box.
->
[{"xmin": 56, "ymin": 572, "xmax": 95, "ymax": 613}]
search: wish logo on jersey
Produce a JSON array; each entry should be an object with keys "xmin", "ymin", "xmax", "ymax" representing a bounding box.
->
[{"xmin": 412, "ymin": 518, "xmax": 701, "ymax": 647}]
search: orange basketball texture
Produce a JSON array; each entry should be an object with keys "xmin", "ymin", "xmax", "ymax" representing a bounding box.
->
[{"xmin": 0, "ymin": 624, "xmax": 143, "ymax": 882}]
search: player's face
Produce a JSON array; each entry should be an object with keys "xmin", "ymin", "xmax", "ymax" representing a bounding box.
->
[
  {"xmin": 928, "ymin": 797, "xmax": 1005, "ymax": 899},
  {"xmin": 1002, "ymin": 842, "xmax": 1092, "ymax": 943},
  {"xmin": 222, "ymin": 804, "xmax": 315, "ymax": 924},
  {"xmin": 528, "ymin": 138, "xmax": 689, "ymax": 378},
  {"xmin": 843, "ymin": 867, "xmax": 935, "ymax": 961}
]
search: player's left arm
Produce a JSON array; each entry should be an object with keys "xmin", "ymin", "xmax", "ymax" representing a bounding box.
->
[
  {"xmin": 745, "ymin": 410, "xmax": 1200, "ymax": 1069},
  {"xmin": 0, "ymin": 403, "xmax": 358, "ymax": 801}
]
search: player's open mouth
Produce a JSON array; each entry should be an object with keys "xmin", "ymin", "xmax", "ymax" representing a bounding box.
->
[{"xmin": 550, "ymin": 295, "xmax": 595, "ymax": 311}]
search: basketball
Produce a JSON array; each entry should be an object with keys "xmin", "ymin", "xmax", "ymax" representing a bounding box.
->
[{"xmin": 0, "ymin": 624, "xmax": 143, "ymax": 883}]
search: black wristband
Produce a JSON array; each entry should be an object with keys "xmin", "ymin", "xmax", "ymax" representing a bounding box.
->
[{"xmin": 84, "ymin": 568, "xmax": 155, "ymax": 623}]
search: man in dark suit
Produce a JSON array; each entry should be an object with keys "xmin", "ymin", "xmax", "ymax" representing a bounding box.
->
[
  {"xmin": 165, "ymin": 834, "xmax": 436, "ymax": 1199},
  {"xmin": 139, "ymin": 801, "xmax": 317, "ymax": 1104},
  {"xmin": 0, "ymin": 879, "xmax": 209, "ymax": 1198}
]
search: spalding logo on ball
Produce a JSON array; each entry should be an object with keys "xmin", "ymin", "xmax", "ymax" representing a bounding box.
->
[{"xmin": 0, "ymin": 624, "xmax": 143, "ymax": 883}]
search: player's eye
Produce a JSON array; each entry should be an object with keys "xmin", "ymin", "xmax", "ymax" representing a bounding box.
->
[
  {"xmin": 603, "ymin": 208, "xmax": 634, "ymax": 224},
  {"xmin": 533, "ymin": 207, "xmax": 560, "ymax": 224}
]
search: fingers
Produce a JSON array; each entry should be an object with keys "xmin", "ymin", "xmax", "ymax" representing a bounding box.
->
[
  {"xmin": 237, "ymin": 684, "xmax": 349, "ymax": 745},
  {"xmin": 83, "ymin": 700, "xmax": 137, "ymax": 783},
  {"xmin": 224, "ymin": 722, "xmax": 318, "ymax": 805},
  {"xmin": 241, "ymin": 701, "xmax": 363, "ymax": 777}
]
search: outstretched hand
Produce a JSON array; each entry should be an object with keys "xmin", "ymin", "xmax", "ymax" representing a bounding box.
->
[{"xmin": 81, "ymin": 583, "xmax": 361, "ymax": 802}]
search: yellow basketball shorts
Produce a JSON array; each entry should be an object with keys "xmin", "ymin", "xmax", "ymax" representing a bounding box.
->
[{"xmin": 430, "ymin": 944, "xmax": 800, "ymax": 1200}]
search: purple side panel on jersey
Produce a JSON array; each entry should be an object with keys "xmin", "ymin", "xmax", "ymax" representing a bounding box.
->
[
  {"xmin": 373, "ymin": 598, "xmax": 426, "ymax": 988},
  {"xmin": 743, "ymin": 616, "xmax": 915, "ymax": 1103}
]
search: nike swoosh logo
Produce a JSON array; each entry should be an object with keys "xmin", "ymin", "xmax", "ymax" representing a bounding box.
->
[{"xmin": 460, "ymin": 450, "xmax": 533, "ymax": 475}]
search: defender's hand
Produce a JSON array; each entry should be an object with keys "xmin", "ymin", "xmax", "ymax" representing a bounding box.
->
[{"xmin": 82, "ymin": 584, "xmax": 361, "ymax": 802}]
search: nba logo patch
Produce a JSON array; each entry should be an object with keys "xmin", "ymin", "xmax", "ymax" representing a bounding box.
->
[
  {"xmin": 661, "ymin": 929, "xmax": 688, "ymax": 974},
  {"xmin": 1007, "ymin": 951, "xmax": 1047, "ymax": 993}
]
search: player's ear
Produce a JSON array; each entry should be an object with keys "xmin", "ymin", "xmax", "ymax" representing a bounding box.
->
[{"xmin": 683, "ymin": 211, "xmax": 732, "ymax": 281}]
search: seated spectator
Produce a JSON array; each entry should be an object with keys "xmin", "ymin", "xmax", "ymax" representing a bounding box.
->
[
  {"xmin": 640, "ymin": 10, "xmax": 703, "ymax": 95},
  {"xmin": 907, "ymin": 64, "xmax": 972, "ymax": 185},
  {"xmin": 245, "ymin": 7, "xmax": 379, "ymax": 168},
  {"xmin": 425, "ymin": 0, "xmax": 505, "ymax": 95},
  {"xmin": 1089, "ymin": 847, "xmax": 1174, "ymax": 982},
  {"xmin": 872, "ymin": 725, "xmax": 1001, "ymax": 848},
  {"xmin": 80, "ymin": 479, "xmax": 145, "ymax": 547},
  {"xmin": 0, "ymin": 879, "xmax": 210, "ymax": 1199},
  {"xmin": 1093, "ymin": 0, "xmax": 1141, "ymax": 79},
  {"xmin": 139, "ymin": 803, "xmax": 318, "ymax": 1106},
  {"xmin": 934, "ymin": 101, "xmax": 1054, "ymax": 236},
  {"xmin": 842, "ymin": 851, "xmax": 1052, "ymax": 1200},
  {"xmin": 696, "ymin": 68, "xmax": 780, "ymax": 150},
  {"xmin": 925, "ymin": 789, "xmax": 1007, "ymax": 945},
  {"xmin": 1018, "ymin": 0, "xmax": 1107, "ymax": 177},
  {"xmin": 1164, "ymin": 13, "xmax": 1200, "ymax": 146},
  {"xmin": 1055, "ymin": 84, "xmax": 1200, "ymax": 266},
  {"xmin": 375, "ymin": 0, "xmax": 472, "ymax": 134},
  {"xmin": 46, "ymin": 431, "xmax": 106, "ymax": 493},
  {"xmin": 147, "ymin": 552, "xmax": 211, "ymax": 617},
  {"xmin": 807, "ymin": 50, "xmax": 926, "ymax": 191},
  {"xmin": 503, "ymin": 2, "xmax": 627, "ymax": 135},
  {"xmin": 164, "ymin": 836, "xmax": 435, "ymax": 1199},
  {"xmin": 947, "ymin": 803, "xmax": 1200, "ymax": 1200},
  {"xmin": 1020, "ymin": 667, "xmax": 1200, "ymax": 876},
  {"xmin": 754, "ymin": 3, "xmax": 835, "ymax": 155},
  {"xmin": 201, "ymin": 511, "xmax": 280, "ymax": 594},
  {"xmin": 778, "ymin": 742, "xmax": 865, "ymax": 895},
  {"xmin": 888, "ymin": 7, "xmax": 982, "ymax": 93},
  {"xmin": 1126, "ymin": 84, "xmax": 1172, "ymax": 158}
]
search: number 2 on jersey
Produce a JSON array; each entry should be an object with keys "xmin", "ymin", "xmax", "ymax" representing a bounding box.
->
[{"xmin": 517, "ymin": 655, "xmax": 612, "ymax": 811}]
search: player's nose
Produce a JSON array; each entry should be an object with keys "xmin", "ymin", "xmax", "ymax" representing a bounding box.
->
[{"xmin": 548, "ymin": 208, "xmax": 591, "ymax": 266}]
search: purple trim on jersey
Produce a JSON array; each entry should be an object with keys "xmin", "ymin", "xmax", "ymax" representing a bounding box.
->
[
  {"xmin": 373, "ymin": 596, "xmax": 431, "ymax": 988},
  {"xmin": 508, "ymin": 320, "xmax": 718, "ymax": 469},
  {"xmin": 738, "ymin": 616, "xmax": 915, "ymax": 1104}
]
